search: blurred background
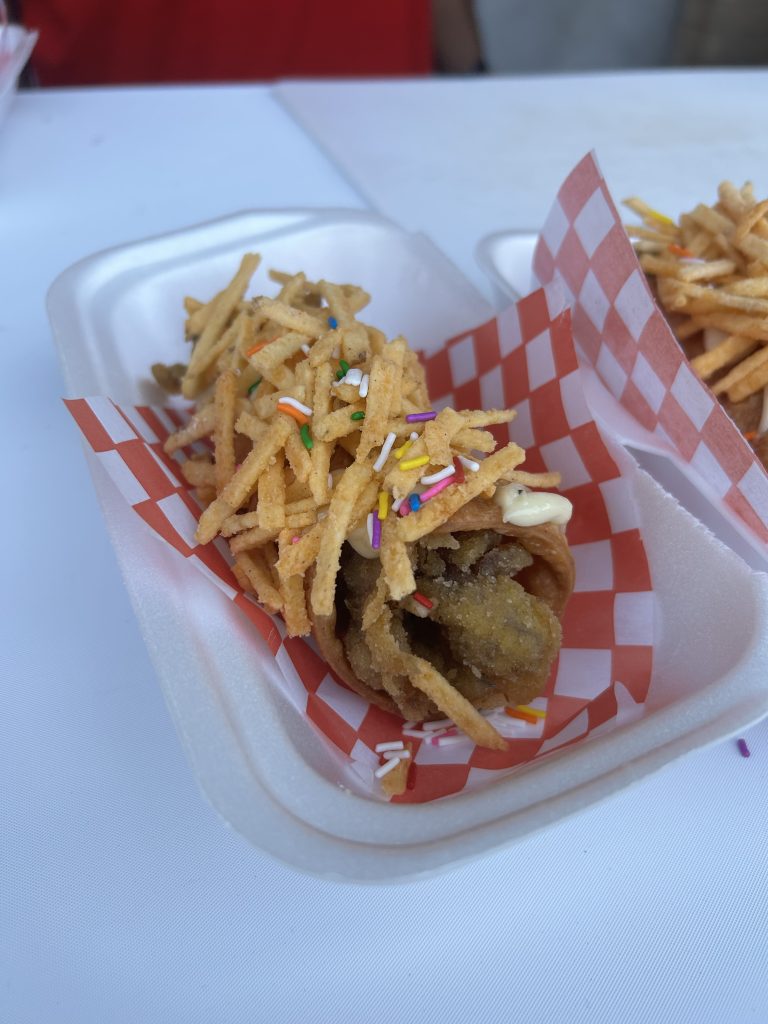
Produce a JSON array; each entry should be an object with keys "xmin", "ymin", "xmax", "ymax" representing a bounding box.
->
[{"xmin": 7, "ymin": 0, "xmax": 768, "ymax": 85}]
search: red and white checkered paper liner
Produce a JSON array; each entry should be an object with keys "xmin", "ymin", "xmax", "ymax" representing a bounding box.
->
[
  {"xmin": 534, "ymin": 151, "xmax": 768, "ymax": 548},
  {"xmin": 66, "ymin": 288, "xmax": 654, "ymax": 803}
]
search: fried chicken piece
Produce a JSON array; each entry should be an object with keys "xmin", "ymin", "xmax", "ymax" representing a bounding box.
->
[
  {"xmin": 338, "ymin": 530, "xmax": 563, "ymax": 719},
  {"xmin": 405, "ymin": 616, "xmax": 502, "ymax": 708},
  {"xmin": 476, "ymin": 542, "xmax": 533, "ymax": 578},
  {"xmin": 415, "ymin": 574, "xmax": 561, "ymax": 702},
  {"xmin": 414, "ymin": 545, "xmax": 447, "ymax": 578},
  {"xmin": 344, "ymin": 621, "xmax": 387, "ymax": 694},
  {"xmin": 442, "ymin": 530, "xmax": 500, "ymax": 572}
]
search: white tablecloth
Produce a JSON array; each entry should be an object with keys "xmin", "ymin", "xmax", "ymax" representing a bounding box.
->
[
  {"xmin": 277, "ymin": 70, "xmax": 768, "ymax": 294},
  {"xmin": 3, "ymin": 80, "xmax": 767, "ymax": 1024}
]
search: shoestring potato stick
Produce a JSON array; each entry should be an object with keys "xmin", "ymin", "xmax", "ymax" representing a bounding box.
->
[{"xmin": 625, "ymin": 182, "xmax": 768, "ymax": 454}]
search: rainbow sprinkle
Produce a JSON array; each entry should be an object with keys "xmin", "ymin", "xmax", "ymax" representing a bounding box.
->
[
  {"xmin": 374, "ymin": 758, "xmax": 401, "ymax": 779},
  {"xmin": 400, "ymin": 454, "xmax": 430, "ymax": 472},
  {"xmin": 371, "ymin": 515, "xmax": 382, "ymax": 550},
  {"xmin": 427, "ymin": 728, "xmax": 459, "ymax": 745},
  {"xmin": 412, "ymin": 592, "xmax": 433, "ymax": 610},
  {"xmin": 516, "ymin": 705, "xmax": 546, "ymax": 719},
  {"xmin": 245, "ymin": 339, "xmax": 272, "ymax": 357},
  {"xmin": 422, "ymin": 719, "xmax": 453, "ymax": 731},
  {"xmin": 373, "ymin": 431, "xmax": 397, "ymax": 473},
  {"xmin": 350, "ymin": 411, "xmax": 365, "ymax": 421},
  {"xmin": 328, "ymin": 316, "xmax": 338, "ymax": 329},
  {"xmin": 738, "ymin": 738, "xmax": 751, "ymax": 758},
  {"xmin": 247, "ymin": 378, "xmax": 262, "ymax": 396},
  {"xmin": 336, "ymin": 359, "xmax": 350, "ymax": 381},
  {"xmin": 276, "ymin": 403, "xmax": 310, "ymax": 426},
  {"xmin": 406, "ymin": 411, "xmax": 437, "ymax": 423},
  {"xmin": 408, "ymin": 493, "xmax": 422, "ymax": 512},
  {"xmin": 420, "ymin": 464, "xmax": 455, "ymax": 486},
  {"xmin": 434, "ymin": 734, "xmax": 466, "ymax": 748},
  {"xmin": 419, "ymin": 476, "xmax": 454, "ymax": 503},
  {"xmin": 378, "ymin": 492, "xmax": 389, "ymax": 520},
  {"xmin": 278, "ymin": 396, "xmax": 313, "ymax": 417},
  {"xmin": 393, "ymin": 432, "xmax": 419, "ymax": 459},
  {"xmin": 505, "ymin": 707, "xmax": 539, "ymax": 725},
  {"xmin": 300, "ymin": 424, "xmax": 313, "ymax": 450},
  {"xmin": 340, "ymin": 368, "xmax": 362, "ymax": 387}
]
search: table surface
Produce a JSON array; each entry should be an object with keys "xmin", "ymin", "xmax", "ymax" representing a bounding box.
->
[{"xmin": 3, "ymin": 78, "xmax": 767, "ymax": 1024}]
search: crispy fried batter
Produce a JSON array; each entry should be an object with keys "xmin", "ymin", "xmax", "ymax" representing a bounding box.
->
[
  {"xmin": 339, "ymin": 527, "xmax": 563, "ymax": 724},
  {"xmin": 418, "ymin": 575, "xmax": 560, "ymax": 697}
]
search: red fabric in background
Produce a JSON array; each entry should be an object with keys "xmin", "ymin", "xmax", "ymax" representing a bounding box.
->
[{"xmin": 22, "ymin": 0, "xmax": 433, "ymax": 86}]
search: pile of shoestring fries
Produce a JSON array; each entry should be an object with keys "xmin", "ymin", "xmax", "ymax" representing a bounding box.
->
[
  {"xmin": 625, "ymin": 183, "xmax": 768, "ymax": 439},
  {"xmin": 152, "ymin": 255, "xmax": 558, "ymax": 749}
]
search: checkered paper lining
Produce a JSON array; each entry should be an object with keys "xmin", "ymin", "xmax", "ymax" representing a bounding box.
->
[
  {"xmin": 533, "ymin": 151, "xmax": 768, "ymax": 547},
  {"xmin": 66, "ymin": 288, "xmax": 653, "ymax": 804}
]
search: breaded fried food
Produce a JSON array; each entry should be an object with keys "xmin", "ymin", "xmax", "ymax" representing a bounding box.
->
[
  {"xmin": 161, "ymin": 257, "xmax": 575, "ymax": 751},
  {"xmin": 419, "ymin": 576, "xmax": 560, "ymax": 695},
  {"xmin": 338, "ymin": 529, "xmax": 562, "ymax": 720}
]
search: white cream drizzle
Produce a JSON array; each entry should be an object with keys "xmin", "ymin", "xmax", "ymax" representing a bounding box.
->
[
  {"xmin": 348, "ymin": 485, "xmax": 572, "ymax": 556},
  {"xmin": 347, "ymin": 525, "xmax": 379, "ymax": 560},
  {"xmin": 494, "ymin": 484, "xmax": 573, "ymax": 527}
]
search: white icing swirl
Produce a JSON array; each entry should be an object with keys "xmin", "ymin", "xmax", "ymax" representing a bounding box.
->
[
  {"xmin": 494, "ymin": 484, "xmax": 572, "ymax": 527},
  {"xmin": 347, "ymin": 525, "xmax": 379, "ymax": 560}
]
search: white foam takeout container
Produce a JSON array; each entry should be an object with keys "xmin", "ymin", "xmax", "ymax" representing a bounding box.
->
[
  {"xmin": 476, "ymin": 230, "xmax": 768, "ymax": 574},
  {"xmin": 49, "ymin": 210, "xmax": 768, "ymax": 882}
]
